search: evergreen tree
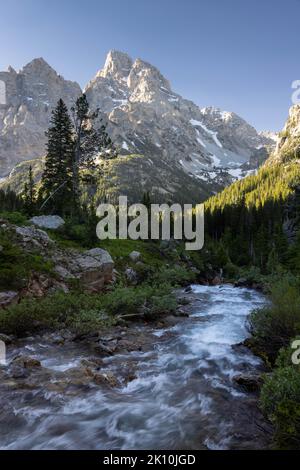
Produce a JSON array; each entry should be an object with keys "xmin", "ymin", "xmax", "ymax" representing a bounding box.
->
[
  {"xmin": 23, "ymin": 165, "xmax": 36, "ymax": 215},
  {"xmin": 0, "ymin": 187, "xmax": 24, "ymax": 213},
  {"xmin": 40, "ymin": 99, "xmax": 75, "ymax": 215},
  {"xmin": 71, "ymin": 94, "xmax": 117, "ymax": 196}
]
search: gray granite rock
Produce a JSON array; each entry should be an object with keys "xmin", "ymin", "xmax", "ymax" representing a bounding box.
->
[{"xmin": 30, "ymin": 215, "xmax": 65, "ymax": 230}]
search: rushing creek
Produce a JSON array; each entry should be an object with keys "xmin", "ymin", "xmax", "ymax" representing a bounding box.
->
[{"xmin": 0, "ymin": 285, "xmax": 271, "ymax": 450}]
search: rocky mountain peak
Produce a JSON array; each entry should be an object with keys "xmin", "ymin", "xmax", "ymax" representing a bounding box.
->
[
  {"xmin": 22, "ymin": 57, "xmax": 55, "ymax": 73},
  {"xmin": 98, "ymin": 50, "xmax": 133, "ymax": 81},
  {"xmin": 0, "ymin": 58, "xmax": 81, "ymax": 176},
  {"xmin": 7, "ymin": 65, "xmax": 17, "ymax": 75}
]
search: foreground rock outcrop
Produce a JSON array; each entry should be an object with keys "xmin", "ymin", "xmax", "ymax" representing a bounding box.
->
[
  {"xmin": 53, "ymin": 247, "xmax": 114, "ymax": 292},
  {"xmin": 0, "ymin": 222, "xmax": 114, "ymax": 305}
]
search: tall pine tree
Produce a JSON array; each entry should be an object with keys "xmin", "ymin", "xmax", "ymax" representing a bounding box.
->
[
  {"xmin": 71, "ymin": 94, "xmax": 117, "ymax": 196},
  {"xmin": 40, "ymin": 99, "xmax": 74, "ymax": 215}
]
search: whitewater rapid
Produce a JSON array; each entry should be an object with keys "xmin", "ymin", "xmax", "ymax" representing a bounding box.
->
[{"xmin": 0, "ymin": 285, "xmax": 270, "ymax": 450}]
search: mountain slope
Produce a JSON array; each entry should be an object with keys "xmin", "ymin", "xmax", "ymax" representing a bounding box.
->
[
  {"xmin": 206, "ymin": 104, "xmax": 300, "ymax": 211},
  {"xmin": 205, "ymin": 103, "xmax": 300, "ymax": 267}
]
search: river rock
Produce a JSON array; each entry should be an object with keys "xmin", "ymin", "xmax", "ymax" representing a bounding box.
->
[
  {"xmin": 30, "ymin": 215, "xmax": 65, "ymax": 230},
  {"xmin": 93, "ymin": 371, "xmax": 119, "ymax": 387},
  {"xmin": 234, "ymin": 278, "xmax": 248, "ymax": 287},
  {"xmin": 173, "ymin": 308, "xmax": 189, "ymax": 318},
  {"xmin": 80, "ymin": 358, "xmax": 104, "ymax": 368},
  {"xmin": 233, "ymin": 372, "xmax": 263, "ymax": 392},
  {"xmin": 177, "ymin": 297, "xmax": 190, "ymax": 306},
  {"xmin": 184, "ymin": 285, "xmax": 192, "ymax": 293},
  {"xmin": 162, "ymin": 315, "xmax": 179, "ymax": 327},
  {"xmin": 12, "ymin": 355, "xmax": 41, "ymax": 369},
  {"xmin": 9, "ymin": 355, "xmax": 41, "ymax": 379},
  {"xmin": 0, "ymin": 333, "xmax": 13, "ymax": 344},
  {"xmin": 94, "ymin": 341, "xmax": 116, "ymax": 356}
]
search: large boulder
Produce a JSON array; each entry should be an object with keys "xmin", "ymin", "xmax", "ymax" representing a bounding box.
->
[
  {"xmin": 30, "ymin": 215, "xmax": 65, "ymax": 230},
  {"xmin": 72, "ymin": 248, "xmax": 114, "ymax": 292}
]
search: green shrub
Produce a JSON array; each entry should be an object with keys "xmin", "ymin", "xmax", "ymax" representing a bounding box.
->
[
  {"xmin": 0, "ymin": 211, "xmax": 28, "ymax": 225},
  {"xmin": 149, "ymin": 293, "xmax": 177, "ymax": 316},
  {"xmin": 186, "ymin": 249, "xmax": 205, "ymax": 272},
  {"xmin": 261, "ymin": 364, "xmax": 300, "ymax": 449},
  {"xmin": 152, "ymin": 265, "xmax": 196, "ymax": 287},
  {"xmin": 0, "ymin": 229, "xmax": 54, "ymax": 290},
  {"xmin": 223, "ymin": 261, "xmax": 240, "ymax": 279},
  {"xmin": 239, "ymin": 265, "xmax": 262, "ymax": 283},
  {"xmin": 53, "ymin": 219, "xmax": 96, "ymax": 248},
  {"xmin": 0, "ymin": 283, "xmax": 178, "ymax": 336},
  {"xmin": 0, "ymin": 291, "xmax": 113, "ymax": 336},
  {"xmin": 100, "ymin": 284, "xmax": 177, "ymax": 318},
  {"xmin": 100, "ymin": 286, "xmax": 151, "ymax": 315},
  {"xmin": 62, "ymin": 308, "xmax": 112, "ymax": 336},
  {"xmin": 249, "ymin": 278, "xmax": 300, "ymax": 363},
  {"xmin": 261, "ymin": 366, "xmax": 300, "ymax": 416},
  {"xmin": 275, "ymin": 337, "xmax": 300, "ymax": 368},
  {"xmin": 132, "ymin": 262, "xmax": 155, "ymax": 283}
]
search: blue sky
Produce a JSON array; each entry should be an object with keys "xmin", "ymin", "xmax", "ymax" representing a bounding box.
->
[{"xmin": 0, "ymin": 0, "xmax": 299, "ymax": 131}]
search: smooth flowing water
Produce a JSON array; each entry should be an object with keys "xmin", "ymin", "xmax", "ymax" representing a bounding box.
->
[{"xmin": 0, "ymin": 285, "xmax": 270, "ymax": 450}]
